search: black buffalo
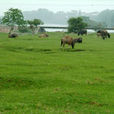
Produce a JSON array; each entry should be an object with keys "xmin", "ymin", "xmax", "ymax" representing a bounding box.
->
[
  {"xmin": 78, "ymin": 29, "xmax": 87, "ymax": 36},
  {"xmin": 8, "ymin": 33, "xmax": 18, "ymax": 38}
]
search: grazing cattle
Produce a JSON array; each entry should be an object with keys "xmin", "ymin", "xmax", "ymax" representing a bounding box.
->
[
  {"xmin": 61, "ymin": 36, "xmax": 82, "ymax": 49},
  {"xmin": 8, "ymin": 33, "xmax": 18, "ymax": 38},
  {"xmin": 39, "ymin": 33, "xmax": 48, "ymax": 38},
  {"xmin": 97, "ymin": 30, "xmax": 110, "ymax": 40},
  {"xmin": 78, "ymin": 29, "xmax": 87, "ymax": 36}
]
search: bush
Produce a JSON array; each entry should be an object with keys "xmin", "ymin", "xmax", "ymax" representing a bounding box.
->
[{"xmin": 18, "ymin": 26, "xmax": 29, "ymax": 33}]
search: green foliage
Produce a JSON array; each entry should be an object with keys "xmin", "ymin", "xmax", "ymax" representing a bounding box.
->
[
  {"xmin": 0, "ymin": 32, "xmax": 114, "ymax": 113},
  {"xmin": 27, "ymin": 20, "xmax": 33, "ymax": 26},
  {"xmin": 81, "ymin": 16, "xmax": 93, "ymax": 27},
  {"xmin": 18, "ymin": 26, "xmax": 29, "ymax": 33},
  {"xmin": 2, "ymin": 8, "xmax": 25, "ymax": 27},
  {"xmin": 27, "ymin": 19, "xmax": 43, "ymax": 27},
  {"xmin": 27, "ymin": 19, "xmax": 44, "ymax": 34},
  {"xmin": 33, "ymin": 19, "xmax": 43, "ymax": 27},
  {"xmin": 2, "ymin": 8, "xmax": 26, "ymax": 33},
  {"xmin": 68, "ymin": 17, "xmax": 87, "ymax": 33}
]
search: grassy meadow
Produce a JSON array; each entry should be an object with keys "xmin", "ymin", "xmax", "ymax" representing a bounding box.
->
[{"xmin": 0, "ymin": 32, "xmax": 114, "ymax": 113}]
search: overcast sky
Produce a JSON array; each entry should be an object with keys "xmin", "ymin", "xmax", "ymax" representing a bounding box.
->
[{"xmin": 0, "ymin": 0, "xmax": 114, "ymax": 16}]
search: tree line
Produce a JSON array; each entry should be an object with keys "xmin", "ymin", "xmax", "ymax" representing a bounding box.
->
[
  {"xmin": 0, "ymin": 8, "xmax": 113, "ymax": 34},
  {"xmin": 22, "ymin": 8, "xmax": 114, "ymax": 27}
]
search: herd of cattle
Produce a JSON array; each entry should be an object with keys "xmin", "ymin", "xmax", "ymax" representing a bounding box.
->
[{"xmin": 8, "ymin": 29, "xmax": 111, "ymax": 48}]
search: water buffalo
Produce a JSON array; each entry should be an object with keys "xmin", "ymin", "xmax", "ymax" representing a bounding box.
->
[
  {"xmin": 8, "ymin": 33, "xmax": 18, "ymax": 38},
  {"xmin": 39, "ymin": 33, "xmax": 48, "ymax": 38},
  {"xmin": 61, "ymin": 36, "xmax": 82, "ymax": 49},
  {"xmin": 78, "ymin": 29, "xmax": 87, "ymax": 36},
  {"xmin": 97, "ymin": 30, "xmax": 110, "ymax": 40}
]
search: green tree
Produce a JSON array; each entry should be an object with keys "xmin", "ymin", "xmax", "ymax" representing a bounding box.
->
[
  {"xmin": 2, "ymin": 8, "xmax": 26, "ymax": 33},
  {"xmin": 27, "ymin": 20, "xmax": 33, "ymax": 26},
  {"xmin": 27, "ymin": 20, "xmax": 35, "ymax": 34},
  {"xmin": 27, "ymin": 19, "xmax": 43, "ymax": 34},
  {"xmin": 33, "ymin": 19, "xmax": 43, "ymax": 27},
  {"xmin": 27, "ymin": 19, "xmax": 43, "ymax": 27},
  {"xmin": 68, "ymin": 17, "xmax": 87, "ymax": 33}
]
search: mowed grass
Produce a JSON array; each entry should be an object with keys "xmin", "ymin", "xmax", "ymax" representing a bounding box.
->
[{"xmin": 0, "ymin": 32, "xmax": 114, "ymax": 114}]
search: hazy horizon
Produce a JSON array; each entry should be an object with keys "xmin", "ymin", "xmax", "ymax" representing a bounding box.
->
[{"xmin": 0, "ymin": 0, "xmax": 114, "ymax": 16}]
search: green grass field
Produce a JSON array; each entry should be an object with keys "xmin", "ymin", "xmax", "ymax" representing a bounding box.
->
[{"xmin": 0, "ymin": 32, "xmax": 114, "ymax": 114}]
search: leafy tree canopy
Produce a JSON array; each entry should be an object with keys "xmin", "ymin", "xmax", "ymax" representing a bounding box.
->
[
  {"xmin": 33, "ymin": 19, "xmax": 43, "ymax": 27},
  {"xmin": 27, "ymin": 19, "xmax": 44, "ymax": 34},
  {"xmin": 2, "ymin": 8, "xmax": 25, "ymax": 27},
  {"xmin": 68, "ymin": 17, "xmax": 87, "ymax": 33},
  {"xmin": 27, "ymin": 19, "xmax": 43, "ymax": 27}
]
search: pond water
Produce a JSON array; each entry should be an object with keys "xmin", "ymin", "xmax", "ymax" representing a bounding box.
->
[
  {"xmin": 45, "ymin": 28, "xmax": 114, "ymax": 33},
  {"xmin": 42, "ymin": 24, "xmax": 114, "ymax": 33}
]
